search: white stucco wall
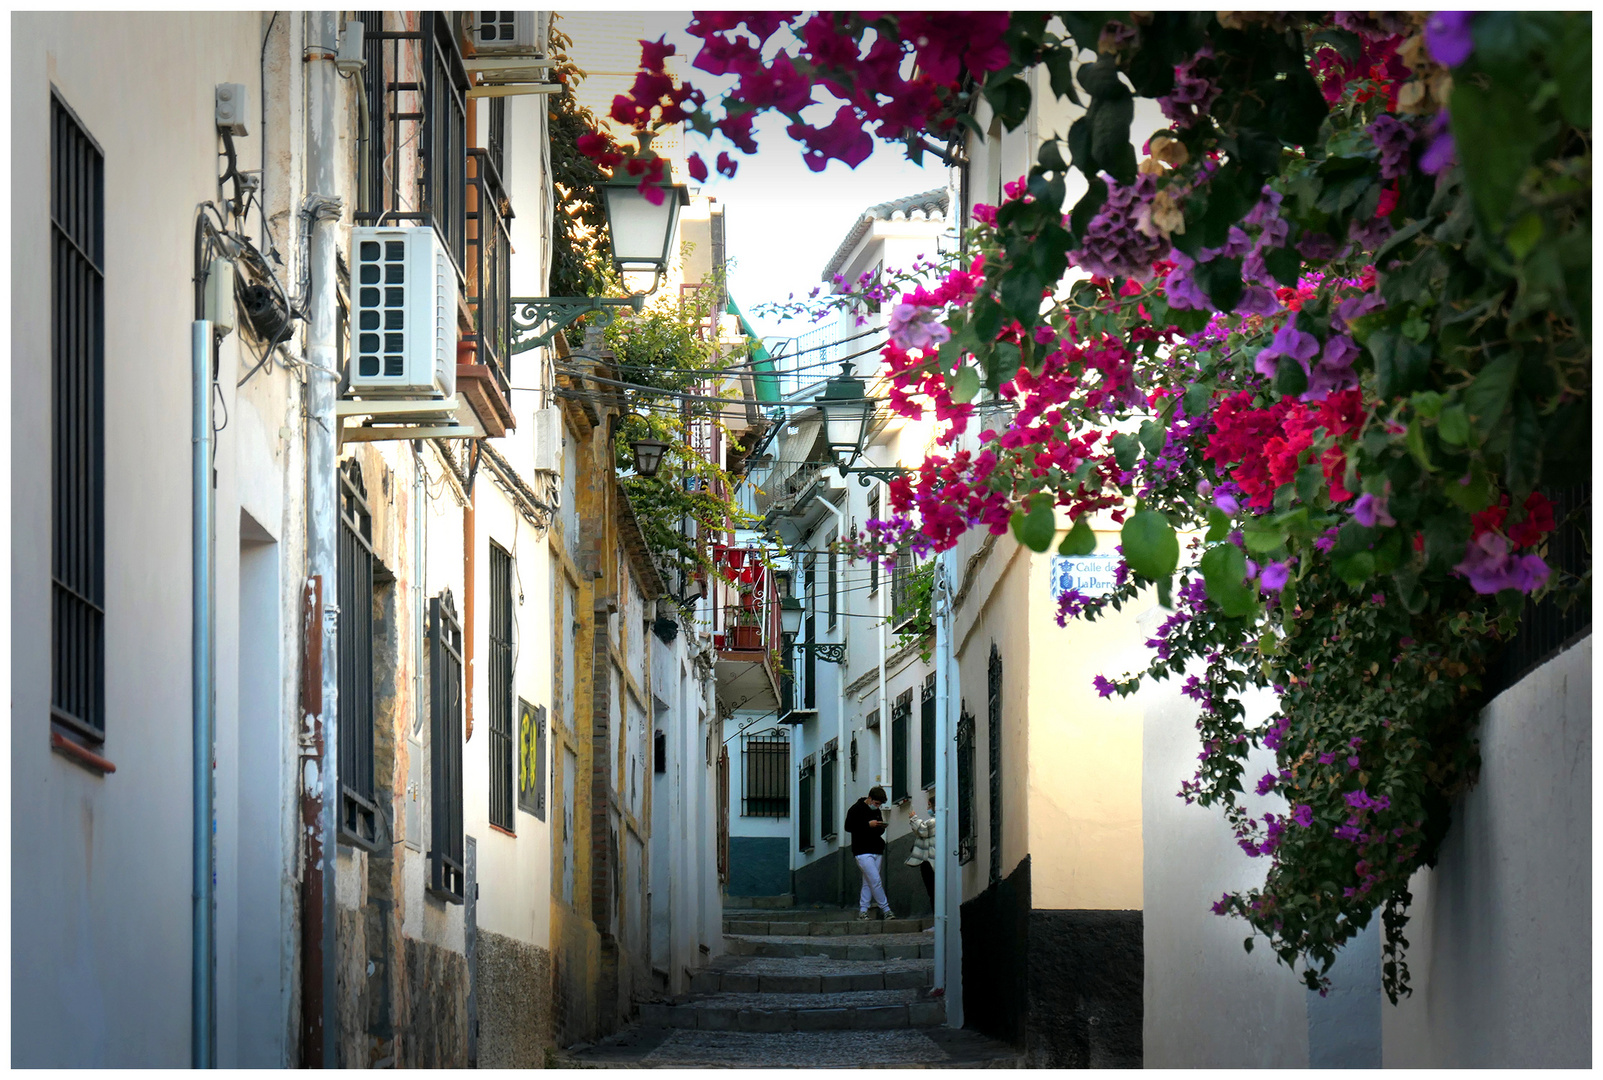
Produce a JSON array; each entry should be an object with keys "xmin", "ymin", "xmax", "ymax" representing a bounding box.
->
[
  {"xmin": 1382, "ymin": 637, "xmax": 1592, "ymax": 1068},
  {"xmin": 12, "ymin": 12, "xmax": 296, "ymax": 1067},
  {"xmin": 1143, "ymin": 677, "xmax": 1312, "ymax": 1068}
]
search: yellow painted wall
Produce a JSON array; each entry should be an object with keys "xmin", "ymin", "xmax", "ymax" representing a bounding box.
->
[{"xmin": 1023, "ymin": 524, "xmax": 1149, "ymax": 911}]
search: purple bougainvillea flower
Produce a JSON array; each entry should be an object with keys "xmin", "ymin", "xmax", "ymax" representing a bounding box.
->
[
  {"xmin": 1255, "ymin": 323, "xmax": 1320, "ymax": 379},
  {"xmin": 1352, "ymin": 492, "xmax": 1397, "ymax": 528},
  {"xmin": 1419, "ymin": 109, "xmax": 1457, "ymax": 176},
  {"xmin": 1292, "ymin": 804, "xmax": 1314, "ymax": 828},
  {"xmin": 1318, "ymin": 751, "xmax": 1337, "ymax": 765},
  {"xmin": 1211, "ymin": 893, "xmax": 1233, "ymax": 915},
  {"xmin": 1093, "ymin": 675, "xmax": 1118, "ymax": 698},
  {"xmin": 886, "ymin": 302, "xmax": 950, "ymax": 352},
  {"xmin": 1235, "ymin": 284, "xmax": 1281, "ymax": 317},
  {"xmin": 1313, "ymin": 527, "xmax": 1339, "ymax": 553},
  {"xmin": 1259, "ymin": 561, "xmax": 1291, "ymax": 592},
  {"xmin": 1256, "ymin": 771, "xmax": 1279, "ymax": 796},
  {"xmin": 1214, "ymin": 489, "xmax": 1241, "ymax": 515},
  {"xmin": 1346, "ymin": 755, "xmax": 1361, "ymax": 768},
  {"xmin": 1424, "ymin": 11, "xmax": 1476, "ymax": 67},
  {"xmin": 1455, "ymin": 533, "xmax": 1553, "ymax": 594}
]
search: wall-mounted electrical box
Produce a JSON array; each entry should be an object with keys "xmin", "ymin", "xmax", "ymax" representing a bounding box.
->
[
  {"xmin": 531, "ymin": 406, "xmax": 562, "ymax": 473},
  {"xmin": 464, "ymin": 11, "xmax": 541, "ymax": 54},
  {"xmin": 347, "ymin": 227, "xmax": 456, "ymax": 400},
  {"xmin": 215, "ymin": 82, "xmax": 248, "ymax": 136},
  {"xmin": 336, "ymin": 20, "xmax": 365, "ymax": 75},
  {"xmin": 204, "ymin": 258, "xmax": 236, "ymax": 334}
]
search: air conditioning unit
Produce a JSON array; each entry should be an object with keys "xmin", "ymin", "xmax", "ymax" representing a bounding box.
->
[
  {"xmin": 348, "ymin": 227, "xmax": 455, "ymax": 400},
  {"xmin": 465, "ymin": 11, "xmax": 541, "ymax": 54}
]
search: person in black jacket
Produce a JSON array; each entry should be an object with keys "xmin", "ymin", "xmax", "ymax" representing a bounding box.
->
[{"xmin": 845, "ymin": 786, "xmax": 895, "ymax": 920}]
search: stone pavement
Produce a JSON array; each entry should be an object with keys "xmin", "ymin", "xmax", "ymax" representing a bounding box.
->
[{"xmin": 564, "ymin": 907, "xmax": 1023, "ymax": 1068}]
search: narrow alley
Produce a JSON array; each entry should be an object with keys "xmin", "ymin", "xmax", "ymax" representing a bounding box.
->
[{"xmin": 566, "ymin": 904, "xmax": 1020, "ymax": 1067}]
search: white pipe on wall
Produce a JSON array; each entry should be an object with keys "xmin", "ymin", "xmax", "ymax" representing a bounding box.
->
[{"xmin": 192, "ymin": 320, "xmax": 216, "ymax": 1068}]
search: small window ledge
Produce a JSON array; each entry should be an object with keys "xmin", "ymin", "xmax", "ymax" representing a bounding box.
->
[{"xmin": 51, "ymin": 731, "xmax": 116, "ymax": 775}]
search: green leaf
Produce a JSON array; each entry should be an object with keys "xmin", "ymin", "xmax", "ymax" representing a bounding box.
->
[
  {"xmin": 1405, "ymin": 419, "xmax": 1435, "ymax": 472},
  {"xmin": 1274, "ymin": 355, "xmax": 1309, "ymax": 398},
  {"xmin": 1370, "ymin": 330, "xmax": 1431, "ymax": 400},
  {"xmin": 1122, "ymin": 510, "xmax": 1179, "ymax": 580},
  {"xmin": 1505, "ymin": 212, "xmax": 1544, "ymax": 260},
  {"xmin": 1170, "ymin": 306, "xmax": 1212, "ymax": 335},
  {"xmin": 1058, "ymin": 515, "xmax": 1097, "ymax": 556},
  {"xmin": 1043, "ymin": 47, "xmax": 1082, "ymax": 106},
  {"xmin": 1436, "ymin": 404, "xmax": 1471, "ymax": 446},
  {"xmin": 1443, "ymin": 468, "xmax": 1493, "ymax": 512},
  {"xmin": 1462, "ymin": 354, "xmax": 1518, "ymax": 436},
  {"xmin": 1334, "ymin": 550, "xmax": 1376, "ymax": 587},
  {"xmin": 1242, "ymin": 523, "xmax": 1287, "ymax": 554},
  {"xmin": 1205, "ymin": 508, "xmax": 1231, "ymax": 543},
  {"xmin": 1037, "ymin": 138, "xmax": 1068, "ymax": 173},
  {"xmin": 951, "ymin": 364, "xmax": 981, "ymax": 404},
  {"xmin": 1294, "ymin": 463, "xmax": 1325, "ymax": 504},
  {"xmin": 1111, "ymin": 432, "xmax": 1140, "ymax": 471},
  {"xmin": 1068, "ymin": 176, "xmax": 1108, "ymax": 245},
  {"xmin": 1012, "ymin": 495, "xmax": 1057, "ymax": 553},
  {"xmin": 1551, "ymin": 14, "xmax": 1591, "ymax": 127},
  {"xmin": 1410, "ymin": 390, "xmax": 1445, "ymax": 419},
  {"xmin": 1451, "ymin": 76, "xmax": 1547, "ymax": 228},
  {"xmin": 1201, "ymin": 543, "xmax": 1256, "ymax": 618},
  {"xmin": 1194, "ymin": 257, "xmax": 1245, "ymax": 314},
  {"xmin": 1263, "ymin": 244, "xmax": 1302, "ymax": 288},
  {"xmin": 1138, "ymin": 419, "xmax": 1166, "ymax": 458},
  {"xmin": 1184, "ymin": 382, "xmax": 1213, "ymax": 417},
  {"xmin": 1090, "ymin": 94, "xmax": 1137, "ymax": 185}
]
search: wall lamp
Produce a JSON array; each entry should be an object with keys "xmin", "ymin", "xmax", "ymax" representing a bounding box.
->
[
  {"xmin": 816, "ymin": 360, "xmax": 911, "ymax": 487},
  {"xmin": 779, "ymin": 598, "xmax": 846, "ymax": 663}
]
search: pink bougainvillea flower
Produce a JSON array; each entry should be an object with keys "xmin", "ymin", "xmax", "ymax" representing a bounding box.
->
[
  {"xmin": 638, "ymin": 35, "xmax": 676, "ymax": 71},
  {"xmin": 715, "ymin": 151, "xmax": 739, "ymax": 179},
  {"xmin": 788, "ymin": 105, "xmax": 874, "ymax": 171},
  {"xmin": 687, "ymin": 153, "xmax": 709, "ymax": 182}
]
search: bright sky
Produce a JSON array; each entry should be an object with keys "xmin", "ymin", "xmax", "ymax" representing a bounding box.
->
[{"xmin": 640, "ymin": 13, "xmax": 950, "ymax": 348}]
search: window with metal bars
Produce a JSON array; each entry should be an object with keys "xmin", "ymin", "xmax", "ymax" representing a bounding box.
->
[
  {"xmin": 920, "ymin": 673, "xmax": 936, "ymax": 790},
  {"xmin": 742, "ymin": 732, "xmax": 790, "ymax": 817},
  {"xmin": 486, "ymin": 95, "xmax": 506, "ymax": 179},
  {"xmin": 429, "ymin": 590, "xmax": 465, "ymax": 901},
  {"xmin": 988, "ymin": 644, "xmax": 1004, "ymax": 885},
  {"xmin": 488, "ymin": 542, "xmax": 515, "ymax": 832},
  {"xmin": 891, "ymin": 689, "xmax": 912, "ymax": 802},
  {"xmin": 890, "ymin": 549, "xmax": 915, "ymax": 630},
  {"xmin": 802, "ymin": 560, "xmax": 816, "ymax": 710},
  {"xmin": 956, "ymin": 706, "xmax": 976, "ymax": 864},
  {"xmin": 338, "ymin": 460, "xmax": 378, "ymax": 848},
  {"xmin": 355, "ymin": 12, "xmax": 467, "ymax": 275},
  {"xmin": 820, "ymin": 740, "xmax": 838, "ymax": 840},
  {"xmin": 798, "ymin": 756, "xmax": 815, "ymax": 851},
  {"xmin": 50, "ymin": 91, "xmax": 105, "ymax": 751}
]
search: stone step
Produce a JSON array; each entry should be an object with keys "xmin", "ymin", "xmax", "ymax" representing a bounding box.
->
[
  {"xmin": 723, "ymin": 934, "xmax": 935, "ymax": 961},
  {"xmin": 723, "ymin": 916, "xmax": 933, "ymax": 936},
  {"xmin": 724, "ymin": 907, "xmax": 865, "ymax": 922},
  {"xmin": 721, "ymin": 894, "xmax": 795, "ymax": 909},
  {"xmin": 566, "ymin": 1025, "xmax": 1024, "ymax": 1068},
  {"xmin": 688, "ymin": 964, "xmax": 932, "ymax": 995},
  {"xmin": 638, "ymin": 990, "xmax": 945, "ymax": 1033}
]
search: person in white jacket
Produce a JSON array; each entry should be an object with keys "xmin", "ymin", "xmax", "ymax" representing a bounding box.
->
[{"xmin": 905, "ymin": 791, "xmax": 937, "ymax": 913}]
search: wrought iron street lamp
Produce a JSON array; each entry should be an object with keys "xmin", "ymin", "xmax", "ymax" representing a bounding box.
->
[
  {"xmin": 630, "ymin": 437, "xmax": 669, "ymax": 478},
  {"xmin": 816, "ymin": 360, "xmax": 911, "ymax": 486},
  {"xmin": 510, "ymin": 170, "xmax": 690, "ymax": 355}
]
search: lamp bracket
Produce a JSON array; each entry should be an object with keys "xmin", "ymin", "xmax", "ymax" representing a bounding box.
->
[
  {"xmin": 795, "ymin": 642, "xmax": 847, "ymax": 664},
  {"xmin": 510, "ymin": 295, "xmax": 644, "ymax": 354},
  {"xmin": 837, "ymin": 463, "xmax": 912, "ymax": 488}
]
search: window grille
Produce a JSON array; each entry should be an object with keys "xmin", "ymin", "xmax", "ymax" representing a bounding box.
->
[
  {"xmin": 486, "ymin": 95, "xmax": 506, "ymax": 179},
  {"xmin": 338, "ymin": 459, "xmax": 378, "ymax": 848},
  {"xmin": 654, "ymin": 730, "xmax": 667, "ymax": 774},
  {"xmin": 355, "ymin": 13, "xmax": 467, "ymax": 276},
  {"xmin": 920, "ymin": 673, "xmax": 936, "ymax": 790},
  {"xmin": 50, "ymin": 90, "xmax": 105, "ymax": 749},
  {"xmin": 742, "ymin": 732, "xmax": 790, "ymax": 817},
  {"xmin": 803, "ymin": 560, "xmax": 817, "ymax": 710},
  {"xmin": 820, "ymin": 740, "xmax": 838, "ymax": 839},
  {"xmin": 488, "ymin": 543, "xmax": 514, "ymax": 832},
  {"xmin": 988, "ymin": 644, "xmax": 1004, "ymax": 885},
  {"xmin": 466, "ymin": 146, "xmax": 512, "ymax": 384},
  {"xmin": 956, "ymin": 706, "xmax": 976, "ymax": 864},
  {"xmin": 891, "ymin": 689, "xmax": 912, "ymax": 802},
  {"xmin": 429, "ymin": 589, "xmax": 465, "ymax": 901},
  {"xmin": 798, "ymin": 755, "xmax": 815, "ymax": 851},
  {"xmin": 890, "ymin": 548, "xmax": 915, "ymax": 630}
]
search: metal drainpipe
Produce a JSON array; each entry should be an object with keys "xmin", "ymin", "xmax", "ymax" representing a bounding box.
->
[
  {"xmin": 192, "ymin": 319, "xmax": 216, "ymax": 1068},
  {"xmin": 933, "ymin": 551, "xmax": 961, "ymax": 1024},
  {"xmin": 305, "ymin": 11, "xmax": 341, "ymax": 1066}
]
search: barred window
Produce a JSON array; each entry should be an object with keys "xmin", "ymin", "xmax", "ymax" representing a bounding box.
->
[
  {"xmin": 429, "ymin": 590, "xmax": 465, "ymax": 901},
  {"xmin": 820, "ymin": 739, "xmax": 838, "ymax": 840},
  {"xmin": 488, "ymin": 543, "xmax": 514, "ymax": 832},
  {"xmin": 339, "ymin": 460, "xmax": 379, "ymax": 848},
  {"xmin": 742, "ymin": 732, "xmax": 789, "ymax": 818},
  {"xmin": 868, "ymin": 491, "xmax": 880, "ymax": 593},
  {"xmin": 891, "ymin": 689, "xmax": 912, "ymax": 802},
  {"xmin": 988, "ymin": 644, "xmax": 1004, "ymax": 885},
  {"xmin": 920, "ymin": 673, "xmax": 936, "ymax": 790},
  {"xmin": 827, "ymin": 535, "xmax": 838, "ymax": 630},
  {"xmin": 890, "ymin": 548, "xmax": 915, "ymax": 629},
  {"xmin": 956, "ymin": 706, "xmax": 976, "ymax": 864},
  {"xmin": 50, "ymin": 90, "xmax": 106, "ymax": 753},
  {"xmin": 798, "ymin": 755, "xmax": 815, "ymax": 851}
]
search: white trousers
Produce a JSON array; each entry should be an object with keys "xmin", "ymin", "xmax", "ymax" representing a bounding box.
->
[{"xmin": 856, "ymin": 853, "xmax": 890, "ymax": 913}]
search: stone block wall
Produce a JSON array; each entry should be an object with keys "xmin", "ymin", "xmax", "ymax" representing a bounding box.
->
[{"xmin": 476, "ymin": 930, "xmax": 554, "ymax": 1067}]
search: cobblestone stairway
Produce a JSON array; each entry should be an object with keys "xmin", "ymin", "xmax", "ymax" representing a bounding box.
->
[{"xmin": 565, "ymin": 907, "xmax": 1022, "ymax": 1068}]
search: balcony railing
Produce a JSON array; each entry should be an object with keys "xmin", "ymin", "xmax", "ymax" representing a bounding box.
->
[{"xmin": 709, "ymin": 548, "xmax": 780, "ymax": 658}]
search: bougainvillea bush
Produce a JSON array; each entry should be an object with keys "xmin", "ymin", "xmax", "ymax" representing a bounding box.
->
[{"xmin": 588, "ymin": 11, "xmax": 1592, "ymax": 999}]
